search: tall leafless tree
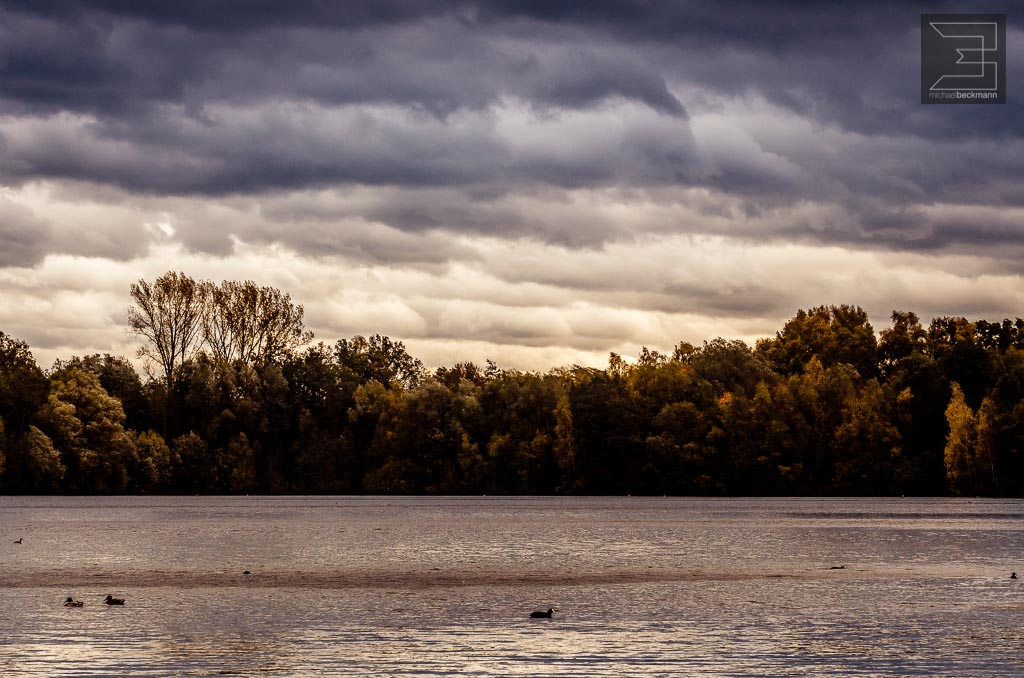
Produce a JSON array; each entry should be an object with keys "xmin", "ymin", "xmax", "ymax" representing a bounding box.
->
[
  {"xmin": 127, "ymin": 271, "xmax": 205, "ymax": 386},
  {"xmin": 202, "ymin": 280, "xmax": 313, "ymax": 365}
]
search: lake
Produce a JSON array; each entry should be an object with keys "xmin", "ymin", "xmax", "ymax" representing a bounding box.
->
[{"xmin": 1, "ymin": 496, "xmax": 1023, "ymax": 676}]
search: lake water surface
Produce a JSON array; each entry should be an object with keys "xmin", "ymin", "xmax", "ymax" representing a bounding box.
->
[{"xmin": 1, "ymin": 496, "xmax": 1023, "ymax": 676}]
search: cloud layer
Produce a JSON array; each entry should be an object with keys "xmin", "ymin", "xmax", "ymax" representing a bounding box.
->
[{"xmin": 0, "ymin": 1, "xmax": 1022, "ymax": 369}]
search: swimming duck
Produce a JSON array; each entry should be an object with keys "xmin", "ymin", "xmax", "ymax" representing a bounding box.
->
[
  {"xmin": 13, "ymin": 538, "xmax": 22, "ymax": 544},
  {"xmin": 64, "ymin": 597, "xmax": 83, "ymax": 607},
  {"xmin": 104, "ymin": 594, "xmax": 125, "ymax": 605},
  {"xmin": 530, "ymin": 608, "xmax": 555, "ymax": 618},
  {"xmin": 1012, "ymin": 572, "xmax": 1018, "ymax": 579}
]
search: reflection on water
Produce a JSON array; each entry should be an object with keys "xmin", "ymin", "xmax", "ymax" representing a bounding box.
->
[{"xmin": 1, "ymin": 496, "xmax": 1023, "ymax": 676}]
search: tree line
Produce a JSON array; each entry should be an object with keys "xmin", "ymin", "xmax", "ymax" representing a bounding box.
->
[{"xmin": 1, "ymin": 271, "xmax": 1023, "ymax": 495}]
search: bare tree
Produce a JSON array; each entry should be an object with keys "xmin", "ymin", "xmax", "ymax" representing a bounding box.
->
[
  {"xmin": 200, "ymin": 279, "xmax": 239, "ymax": 364},
  {"xmin": 128, "ymin": 271, "xmax": 206, "ymax": 385},
  {"xmin": 203, "ymin": 280, "xmax": 313, "ymax": 365}
]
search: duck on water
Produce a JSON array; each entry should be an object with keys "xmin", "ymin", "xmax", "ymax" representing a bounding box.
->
[
  {"xmin": 63, "ymin": 597, "xmax": 84, "ymax": 607},
  {"xmin": 530, "ymin": 608, "xmax": 556, "ymax": 618},
  {"xmin": 104, "ymin": 594, "xmax": 125, "ymax": 605}
]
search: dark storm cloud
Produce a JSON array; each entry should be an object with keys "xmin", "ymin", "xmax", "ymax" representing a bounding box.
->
[
  {"xmin": 2, "ymin": 0, "xmax": 1018, "ymax": 133},
  {"xmin": 480, "ymin": 1, "xmax": 1024, "ymax": 136},
  {"xmin": 7, "ymin": 0, "xmax": 462, "ymax": 31},
  {"xmin": 0, "ymin": 4, "xmax": 684, "ymax": 117},
  {"xmin": 0, "ymin": 0, "xmax": 1021, "ymax": 257}
]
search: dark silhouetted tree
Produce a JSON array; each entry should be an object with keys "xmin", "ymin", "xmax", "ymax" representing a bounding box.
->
[
  {"xmin": 128, "ymin": 271, "xmax": 205, "ymax": 386},
  {"xmin": 202, "ymin": 279, "xmax": 313, "ymax": 365}
]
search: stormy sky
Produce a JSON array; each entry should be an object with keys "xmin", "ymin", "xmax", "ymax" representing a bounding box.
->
[{"xmin": 1, "ymin": 0, "xmax": 1022, "ymax": 371}]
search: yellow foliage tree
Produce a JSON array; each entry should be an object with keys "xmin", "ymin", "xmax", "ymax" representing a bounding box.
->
[{"xmin": 944, "ymin": 383, "xmax": 997, "ymax": 495}]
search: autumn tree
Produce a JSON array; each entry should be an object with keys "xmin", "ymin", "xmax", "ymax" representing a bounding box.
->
[
  {"xmin": 974, "ymin": 318, "xmax": 1024, "ymax": 352},
  {"xmin": 16, "ymin": 292, "xmax": 1024, "ymax": 496},
  {"xmin": 0, "ymin": 331, "xmax": 48, "ymax": 437},
  {"xmin": 128, "ymin": 272, "xmax": 205, "ymax": 386},
  {"xmin": 171, "ymin": 354, "xmax": 292, "ymax": 493},
  {"xmin": 170, "ymin": 432, "xmax": 212, "ymax": 493},
  {"xmin": 976, "ymin": 349, "xmax": 1024, "ymax": 491},
  {"xmin": 0, "ymin": 333, "xmax": 50, "ymax": 490},
  {"xmin": 36, "ymin": 368, "xmax": 135, "ymax": 493},
  {"xmin": 757, "ymin": 305, "xmax": 877, "ymax": 377},
  {"xmin": 435, "ymin": 362, "xmax": 487, "ymax": 390},
  {"xmin": 286, "ymin": 343, "xmax": 362, "ymax": 493},
  {"xmin": 833, "ymin": 380, "xmax": 901, "ymax": 494},
  {"xmin": 475, "ymin": 371, "xmax": 561, "ymax": 493},
  {"xmin": 202, "ymin": 279, "xmax": 313, "ymax": 365},
  {"xmin": 766, "ymin": 358, "xmax": 860, "ymax": 493},
  {"xmin": 21, "ymin": 426, "xmax": 65, "ymax": 492},
  {"xmin": 944, "ymin": 383, "xmax": 975, "ymax": 495},
  {"xmin": 716, "ymin": 381, "xmax": 788, "ymax": 493},
  {"xmin": 927, "ymin": 317, "xmax": 993, "ymax": 409},
  {"xmin": 131, "ymin": 430, "xmax": 173, "ymax": 493},
  {"xmin": 878, "ymin": 310, "xmax": 927, "ymax": 376},
  {"xmin": 887, "ymin": 354, "xmax": 949, "ymax": 495},
  {"xmin": 334, "ymin": 334, "xmax": 426, "ymax": 389},
  {"xmin": 944, "ymin": 382, "xmax": 996, "ymax": 496},
  {"xmin": 352, "ymin": 380, "xmax": 411, "ymax": 492},
  {"xmin": 563, "ymin": 369, "xmax": 645, "ymax": 493},
  {"xmin": 687, "ymin": 338, "xmax": 776, "ymax": 398},
  {"xmin": 51, "ymin": 354, "xmax": 151, "ymax": 432}
]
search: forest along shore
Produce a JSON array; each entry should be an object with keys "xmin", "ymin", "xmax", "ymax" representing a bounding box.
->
[{"xmin": 0, "ymin": 273, "xmax": 1020, "ymax": 496}]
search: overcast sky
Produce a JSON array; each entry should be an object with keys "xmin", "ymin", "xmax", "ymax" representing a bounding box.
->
[{"xmin": 1, "ymin": 1, "xmax": 1022, "ymax": 371}]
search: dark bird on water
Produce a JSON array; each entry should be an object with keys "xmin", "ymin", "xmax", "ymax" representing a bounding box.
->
[
  {"xmin": 13, "ymin": 538, "xmax": 22, "ymax": 544},
  {"xmin": 64, "ymin": 597, "xmax": 83, "ymax": 607},
  {"xmin": 1012, "ymin": 572, "xmax": 1018, "ymax": 579},
  {"xmin": 530, "ymin": 608, "xmax": 555, "ymax": 618},
  {"xmin": 104, "ymin": 594, "xmax": 125, "ymax": 605}
]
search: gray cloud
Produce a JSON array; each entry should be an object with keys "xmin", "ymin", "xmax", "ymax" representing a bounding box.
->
[
  {"xmin": 2, "ymin": 0, "xmax": 1024, "ymax": 369},
  {"xmin": 0, "ymin": 0, "xmax": 1020, "ymax": 261},
  {"xmin": 4, "ymin": 1, "xmax": 1018, "ymax": 133},
  {"xmin": 0, "ymin": 6, "xmax": 685, "ymax": 118},
  {"xmin": 0, "ymin": 197, "xmax": 51, "ymax": 266},
  {"xmin": 0, "ymin": 103, "xmax": 692, "ymax": 190}
]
